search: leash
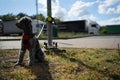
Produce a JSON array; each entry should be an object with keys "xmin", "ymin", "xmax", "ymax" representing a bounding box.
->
[
  {"xmin": 35, "ymin": 24, "xmax": 45, "ymax": 39},
  {"xmin": 35, "ymin": 16, "xmax": 56, "ymax": 39}
]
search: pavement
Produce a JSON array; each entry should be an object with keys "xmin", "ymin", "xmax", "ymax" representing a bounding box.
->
[
  {"xmin": 0, "ymin": 36, "xmax": 120, "ymax": 49},
  {"xmin": 0, "ymin": 36, "xmax": 21, "ymax": 41}
]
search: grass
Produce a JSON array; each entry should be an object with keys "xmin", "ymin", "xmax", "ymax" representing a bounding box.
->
[
  {"xmin": 0, "ymin": 48, "xmax": 120, "ymax": 80},
  {"xmin": 57, "ymin": 32, "xmax": 89, "ymax": 39},
  {"xmin": 38, "ymin": 32, "xmax": 89, "ymax": 39}
]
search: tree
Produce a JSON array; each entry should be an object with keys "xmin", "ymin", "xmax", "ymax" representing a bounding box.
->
[
  {"xmin": 31, "ymin": 14, "xmax": 46, "ymax": 21},
  {"xmin": 100, "ymin": 26, "xmax": 107, "ymax": 34},
  {"xmin": 54, "ymin": 17, "xmax": 62, "ymax": 23},
  {"xmin": 0, "ymin": 13, "xmax": 16, "ymax": 21},
  {"xmin": 0, "ymin": 13, "xmax": 46, "ymax": 22},
  {"xmin": 16, "ymin": 13, "xmax": 28, "ymax": 19}
]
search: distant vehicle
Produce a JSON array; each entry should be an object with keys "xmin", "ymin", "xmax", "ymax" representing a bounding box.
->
[
  {"xmin": 105, "ymin": 25, "xmax": 120, "ymax": 34},
  {"xmin": 0, "ymin": 19, "xmax": 46, "ymax": 35},
  {"xmin": 4, "ymin": 21, "xmax": 23, "ymax": 35},
  {"xmin": 87, "ymin": 20, "xmax": 100, "ymax": 35},
  {"xmin": 57, "ymin": 20, "xmax": 100, "ymax": 35},
  {"xmin": 32, "ymin": 19, "xmax": 46, "ymax": 35},
  {"xmin": 0, "ymin": 19, "xmax": 3, "ymax": 34}
]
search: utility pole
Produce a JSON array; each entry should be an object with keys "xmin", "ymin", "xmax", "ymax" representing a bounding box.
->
[
  {"xmin": 47, "ymin": 0, "xmax": 52, "ymax": 47},
  {"xmin": 36, "ymin": 0, "xmax": 39, "ymax": 34},
  {"xmin": 36, "ymin": 0, "xmax": 38, "ymax": 19}
]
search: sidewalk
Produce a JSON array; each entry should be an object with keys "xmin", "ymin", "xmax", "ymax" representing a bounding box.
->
[{"xmin": 0, "ymin": 36, "xmax": 21, "ymax": 41}]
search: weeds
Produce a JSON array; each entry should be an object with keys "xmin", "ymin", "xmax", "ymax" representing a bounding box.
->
[{"xmin": 0, "ymin": 49, "xmax": 120, "ymax": 80}]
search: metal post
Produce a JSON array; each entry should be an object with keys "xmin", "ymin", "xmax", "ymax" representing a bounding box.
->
[
  {"xmin": 36, "ymin": 0, "xmax": 38, "ymax": 19},
  {"xmin": 36, "ymin": 0, "xmax": 39, "ymax": 34},
  {"xmin": 47, "ymin": 0, "xmax": 52, "ymax": 47}
]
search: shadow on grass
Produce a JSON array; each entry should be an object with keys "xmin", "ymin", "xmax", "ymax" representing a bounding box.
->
[
  {"xmin": 0, "ymin": 50, "xmax": 54, "ymax": 80},
  {"xmin": 24, "ymin": 61, "xmax": 54, "ymax": 80},
  {"xmin": 52, "ymin": 51, "xmax": 120, "ymax": 80}
]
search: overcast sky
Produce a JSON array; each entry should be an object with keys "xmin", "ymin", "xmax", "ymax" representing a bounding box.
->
[{"xmin": 0, "ymin": 0, "xmax": 120, "ymax": 25}]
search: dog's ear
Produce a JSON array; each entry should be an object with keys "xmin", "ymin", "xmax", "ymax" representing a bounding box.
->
[
  {"xmin": 16, "ymin": 21, "xmax": 23, "ymax": 29},
  {"xmin": 24, "ymin": 17, "xmax": 32, "ymax": 24}
]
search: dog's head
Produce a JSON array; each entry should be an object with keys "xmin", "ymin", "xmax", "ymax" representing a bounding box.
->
[{"xmin": 16, "ymin": 16, "xmax": 33, "ymax": 34}]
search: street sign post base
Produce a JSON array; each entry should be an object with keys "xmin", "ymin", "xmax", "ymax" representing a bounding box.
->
[{"xmin": 43, "ymin": 42, "xmax": 66, "ymax": 54}]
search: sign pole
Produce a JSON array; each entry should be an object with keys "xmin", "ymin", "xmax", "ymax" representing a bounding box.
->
[{"xmin": 47, "ymin": 0, "xmax": 52, "ymax": 47}]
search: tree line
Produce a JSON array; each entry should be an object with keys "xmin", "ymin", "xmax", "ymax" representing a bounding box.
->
[{"xmin": 0, "ymin": 13, "xmax": 61, "ymax": 22}]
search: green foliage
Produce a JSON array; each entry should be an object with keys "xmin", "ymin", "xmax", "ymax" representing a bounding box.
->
[
  {"xmin": 54, "ymin": 17, "xmax": 62, "ymax": 23},
  {"xmin": 99, "ymin": 27, "xmax": 107, "ymax": 34},
  {"xmin": 58, "ymin": 32, "xmax": 89, "ymax": 39},
  {"xmin": 0, "ymin": 13, "xmax": 16, "ymax": 21},
  {"xmin": 0, "ymin": 13, "xmax": 46, "ymax": 22},
  {"xmin": 13, "ymin": 73, "xmax": 25, "ymax": 80},
  {"xmin": 37, "ymin": 32, "xmax": 89, "ymax": 39},
  {"xmin": 0, "ymin": 13, "xmax": 62, "ymax": 23},
  {"xmin": 31, "ymin": 13, "xmax": 46, "ymax": 21},
  {"xmin": 16, "ymin": 13, "xmax": 28, "ymax": 19}
]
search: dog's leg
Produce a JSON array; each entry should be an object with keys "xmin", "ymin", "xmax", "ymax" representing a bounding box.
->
[
  {"xmin": 17, "ymin": 49, "xmax": 26, "ymax": 64},
  {"xmin": 15, "ymin": 40, "xmax": 26, "ymax": 66},
  {"xmin": 28, "ymin": 49, "xmax": 35, "ymax": 66},
  {"xmin": 28, "ymin": 38, "xmax": 36, "ymax": 66}
]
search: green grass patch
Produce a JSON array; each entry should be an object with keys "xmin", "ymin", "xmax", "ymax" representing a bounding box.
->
[
  {"xmin": 38, "ymin": 32, "xmax": 89, "ymax": 39},
  {"xmin": 0, "ymin": 48, "xmax": 120, "ymax": 80}
]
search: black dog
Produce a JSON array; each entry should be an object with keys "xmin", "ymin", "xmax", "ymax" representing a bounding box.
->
[{"xmin": 15, "ymin": 16, "xmax": 45, "ymax": 66}]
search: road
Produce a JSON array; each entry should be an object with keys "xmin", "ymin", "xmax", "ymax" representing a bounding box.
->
[{"xmin": 0, "ymin": 36, "xmax": 120, "ymax": 49}]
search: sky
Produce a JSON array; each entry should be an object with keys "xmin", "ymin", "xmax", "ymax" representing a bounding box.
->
[{"xmin": 0, "ymin": 0, "xmax": 120, "ymax": 26}]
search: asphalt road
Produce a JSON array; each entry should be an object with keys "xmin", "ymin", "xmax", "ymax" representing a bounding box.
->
[{"xmin": 0, "ymin": 36, "xmax": 120, "ymax": 49}]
